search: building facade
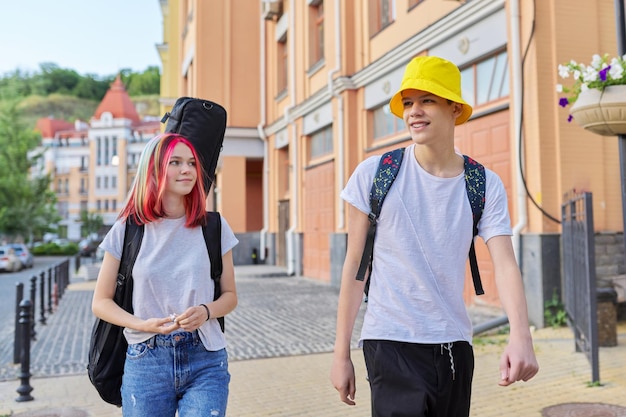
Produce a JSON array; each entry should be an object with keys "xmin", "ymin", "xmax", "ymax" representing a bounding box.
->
[
  {"xmin": 32, "ymin": 0, "xmax": 613, "ymax": 326},
  {"xmin": 36, "ymin": 77, "xmax": 161, "ymax": 240},
  {"xmin": 158, "ymin": 0, "xmax": 266, "ymax": 265}
]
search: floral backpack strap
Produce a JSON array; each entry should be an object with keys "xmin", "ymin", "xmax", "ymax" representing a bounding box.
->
[
  {"xmin": 463, "ymin": 155, "xmax": 486, "ymax": 295},
  {"xmin": 356, "ymin": 147, "xmax": 405, "ymax": 294}
]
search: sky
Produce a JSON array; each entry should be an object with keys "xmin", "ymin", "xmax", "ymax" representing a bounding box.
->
[{"xmin": 0, "ymin": 0, "xmax": 162, "ymax": 77}]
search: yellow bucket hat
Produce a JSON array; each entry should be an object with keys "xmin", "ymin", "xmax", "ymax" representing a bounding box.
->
[{"xmin": 389, "ymin": 56, "xmax": 473, "ymax": 125}]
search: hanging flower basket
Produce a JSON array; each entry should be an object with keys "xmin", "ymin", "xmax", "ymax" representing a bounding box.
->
[
  {"xmin": 569, "ymin": 85, "xmax": 626, "ymax": 136},
  {"xmin": 556, "ymin": 53, "xmax": 626, "ymax": 136}
]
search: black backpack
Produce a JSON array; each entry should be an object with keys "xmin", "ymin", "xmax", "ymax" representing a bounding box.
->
[
  {"xmin": 161, "ymin": 97, "xmax": 227, "ymax": 191},
  {"xmin": 356, "ymin": 147, "xmax": 487, "ymax": 296},
  {"xmin": 87, "ymin": 212, "xmax": 223, "ymax": 407}
]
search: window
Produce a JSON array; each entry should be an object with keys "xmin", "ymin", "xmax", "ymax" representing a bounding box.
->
[
  {"xmin": 112, "ymin": 176, "xmax": 117, "ymax": 189},
  {"xmin": 460, "ymin": 50, "xmax": 509, "ymax": 107},
  {"xmin": 277, "ymin": 36, "xmax": 288, "ymax": 94},
  {"xmin": 97, "ymin": 137, "xmax": 102, "ymax": 166},
  {"xmin": 371, "ymin": 103, "xmax": 405, "ymax": 141},
  {"xmin": 309, "ymin": 0, "xmax": 324, "ymax": 67},
  {"xmin": 96, "ymin": 176, "xmax": 101, "ymax": 189},
  {"xmin": 369, "ymin": 0, "xmax": 393, "ymax": 36},
  {"xmin": 112, "ymin": 136, "xmax": 117, "ymax": 157},
  {"xmin": 309, "ymin": 125, "xmax": 333, "ymax": 159},
  {"xmin": 104, "ymin": 137, "xmax": 110, "ymax": 166}
]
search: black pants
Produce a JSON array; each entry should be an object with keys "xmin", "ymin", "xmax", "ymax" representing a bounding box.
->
[{"xmin": 363, "ymin": 340, "xmax": 474, "ymax": 417}]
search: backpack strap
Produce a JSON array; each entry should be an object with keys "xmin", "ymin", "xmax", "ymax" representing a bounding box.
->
[
  {"xmin": 463, "ymin": 155, "xmax": 486, "ymax": 296},
  {"xmin": 202, "ymin": 211, "xmax": 225, "ymax": 332},
  {"xmin": 117, "ymin": 216, "xmax": 144, "ymax": 314},
  {"xmin": 356, "ymin": 148, "xmax": 405, "ymax": 294}
]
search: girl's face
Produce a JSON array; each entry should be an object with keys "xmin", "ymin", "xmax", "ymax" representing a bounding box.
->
[{"xmin": 164, "ymin": 142, "xmax": 197, "ymax": 197}]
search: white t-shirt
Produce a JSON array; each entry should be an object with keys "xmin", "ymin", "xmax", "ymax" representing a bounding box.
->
[
  {"xmin": 341, "ymin": 144, "xmax": 512, "ymax": 345},
  {"xmin": 100, "ymin": 214, "xmax": 239, "ymax": 350}
]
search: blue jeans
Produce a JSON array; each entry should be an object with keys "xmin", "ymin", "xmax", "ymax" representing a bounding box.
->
[{"xmin": 122, "ymin": 331, "xmax": 230, "ymax": 417}]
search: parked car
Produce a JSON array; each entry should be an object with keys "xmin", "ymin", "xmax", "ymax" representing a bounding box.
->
[
  {"xmin": 79, "ymin": 238, "xmax": 101, "ymax": 257},
  {"xmin": 9, "ymin": 243, "xmax": 34, "ymax": 268},
  {"xmin": 0, "ymin": 245, "xmax": 22, "ymax": 272}
]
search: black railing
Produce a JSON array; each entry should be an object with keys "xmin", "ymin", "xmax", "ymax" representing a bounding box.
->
[
  {"xmin": 561, "ymin": 191, "xmax": 599, "ymax": 383},
  {"xmin": 12, "ymin": 259, "xmax": 71, "ymax": 402}
]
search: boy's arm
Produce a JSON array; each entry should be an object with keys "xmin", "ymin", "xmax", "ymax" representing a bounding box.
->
[
  {"xmin": 486, "ymin": 235, "xmax": 539, "ymax": 386},
  {"xmin": 331, "ymin": 204, "xmax": 368, "ymax": 405}
]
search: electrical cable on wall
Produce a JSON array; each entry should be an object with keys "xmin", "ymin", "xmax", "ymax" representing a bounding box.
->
[{"xmin": 518, "ymin": 0, "xmax": 561, "ymax": 225}]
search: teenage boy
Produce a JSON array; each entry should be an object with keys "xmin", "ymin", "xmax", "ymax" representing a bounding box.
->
[{"xmin": 330, "ymin": 56, "xmax": 539, "ymax": 416}]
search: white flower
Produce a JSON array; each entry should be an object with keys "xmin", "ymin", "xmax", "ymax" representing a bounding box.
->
[
  {"xmin": 590, "ymin": 54, "xmax": 603, "ymax": 69},
  {"xmin": 609, "ymin": 58, "xmax": 624, "ymax": 79},
  {"xmin": 558, "ymin": 64, "xmax": 570, "ymax": 78},
  {"xmin": 583, "ymin": 67, "xmax": 598, "ymax": 83},
  {"xmin": 556, "ymin": 84, "xmax": 563, "ymax": 93},
  {"xmin": 581, "ymin": 83, "xmax": 589, "ymax": 92}
]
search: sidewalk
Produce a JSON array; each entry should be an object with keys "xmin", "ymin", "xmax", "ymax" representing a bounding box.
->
[{"xmin": 1, "ymin": 264, "xmax": 625, "ymax": 416}]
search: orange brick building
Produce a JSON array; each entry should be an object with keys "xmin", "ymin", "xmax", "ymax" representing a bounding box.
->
[{"xmin": 161, "ymin": 0, "xmax": 626, "ymax": 324}]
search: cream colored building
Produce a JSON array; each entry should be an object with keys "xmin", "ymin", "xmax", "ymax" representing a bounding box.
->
[
  {"xmin": 37, "ymin": 77, "xmax": 161, "ymax": 240},
  {"xmin": 158, "ymin": 0, "xmax": 265, "ymax": 265},
  {"xmin": 156, "ymin": 0, "xmax": 624, "ymax": 321}
]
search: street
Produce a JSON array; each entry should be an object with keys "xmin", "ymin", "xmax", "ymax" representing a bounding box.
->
[{"xmin": 0, "ymin": 262, "xmax": 369, "ymax": 382}]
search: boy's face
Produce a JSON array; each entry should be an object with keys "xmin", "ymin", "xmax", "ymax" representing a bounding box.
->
[{"xmin": 401, "ymin": 89, "xmax": 463, "ymax": 142}]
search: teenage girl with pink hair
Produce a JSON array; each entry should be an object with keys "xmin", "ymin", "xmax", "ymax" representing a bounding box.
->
[{"xmin": 93, "ymin": 133, "xmax": 238, "ymax": 416}]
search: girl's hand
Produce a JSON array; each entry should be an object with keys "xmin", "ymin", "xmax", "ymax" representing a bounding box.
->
[
  {"xmin": 171, "ymin": 305, "xmax": 210, "ymax": 331},
  {"xmin": 142, "ymin": 317, "xmax": 180, "ymax": 334}
]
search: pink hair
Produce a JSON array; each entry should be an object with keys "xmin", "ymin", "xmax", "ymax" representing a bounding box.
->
[{"xmin": 119, "ymin": 133, "xmax": 207, "ymax": 227}]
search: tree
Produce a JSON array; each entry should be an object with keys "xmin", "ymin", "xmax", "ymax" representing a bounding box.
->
[
  {"xmin": 122, "ymin": 66, "xmax": 161, "ymax": 96},
  {"xmin": 30, "ymin": 63, "xmax": 81, "ymax": 96},
  {"xmin": 0, "ymin": 101, "xmax": 59, "ymax": 241},
  {"xmin": 80, "ymin": 209, "xmax": 103, "ymax": 238},
  {"xmin": 73, "ymin": 75, "xmax": 112, "ymax": 100}
]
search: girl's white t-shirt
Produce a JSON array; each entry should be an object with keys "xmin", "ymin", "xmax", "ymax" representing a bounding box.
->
[
  {"xmin": 341, "ymin": 144, "xmax": 512, "ymax": 345},
  {"xmin": 100, "ymin": 214, "xmax": 239, "ymax": 350}
]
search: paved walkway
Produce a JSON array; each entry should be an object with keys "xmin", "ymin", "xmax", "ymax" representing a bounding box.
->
[{"xmin": 1, "ymin": 264, "xmax": 625, "ymax": 416}]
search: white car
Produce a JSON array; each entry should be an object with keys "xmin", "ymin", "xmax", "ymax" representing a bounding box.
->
[
  {"xmin": 0, "ymin": 245, "xmax": 22, "ymax": 272},
  {"xmin": 9, "ymin": 243, "xmax": 34, "ymax": 269}
]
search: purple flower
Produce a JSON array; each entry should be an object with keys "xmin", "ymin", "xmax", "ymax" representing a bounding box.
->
[
  {"xmin": 598, "ymin": 65, "xmax": 611, "ymax": 81},
  {"xmin": 568, "ymin": 114, "xmax": 573, "ymax": 123},
  {"xmin": 559, "ymin": 97, "xmax": 569, "ymax": 107}
]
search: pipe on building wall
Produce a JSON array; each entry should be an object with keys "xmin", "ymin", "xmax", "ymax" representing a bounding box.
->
[
  {"xmin": 258, "ymin": 3, "xmax": 269, "ymax": 263},
  {"xmin": 328, "ymin": 0, "xmax": 345, "ymax": 230},
  {"xmin": 510, "ymin": 0, "xmax": 527, "ymax": 261},
  {"xmin": 286, "ymin": 0, "xmax": 299, "ymax": 275}
]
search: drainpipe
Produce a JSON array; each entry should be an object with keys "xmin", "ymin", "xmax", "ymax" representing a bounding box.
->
[
  {"xmin": 329, "ymin": 0, "xmax": 345, "ymax": 229},
  {"xmin": 258, "ymin": 4, "xmax": 269, "ymax": 263},
  {"xmin": 510, "ymin": 0, "xmax": 527, "ymax": 262},
  {"xmin": 286, "ymin": 0, "xmax": 299, "ymax": 275}
]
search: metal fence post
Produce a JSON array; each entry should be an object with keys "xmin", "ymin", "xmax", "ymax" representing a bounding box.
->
[
  {"xmin": 47, "ymin": 267, "xmax": 53, "ymax": 314},
  {"xmin": 15, "ymin": 299, "xmax": 34, "ymax": 402},
  {"xmin": 13, "ymin": 283, "xmax": 24, "ymax": 364},
  {"xmin": 29, "ymin": 276, "xmax": 37, "ymax": 341},
  {"xmin": 39, "ymin": 271, "xmax": 47, "ymax": 325}
]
